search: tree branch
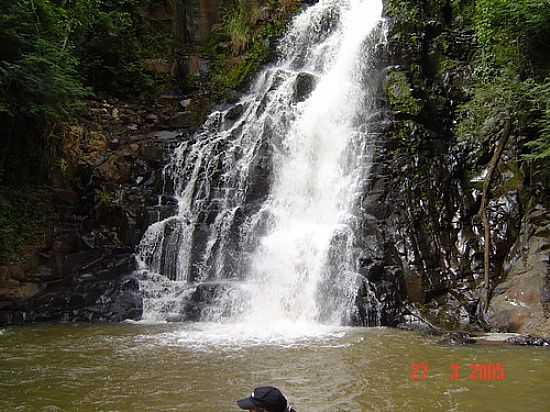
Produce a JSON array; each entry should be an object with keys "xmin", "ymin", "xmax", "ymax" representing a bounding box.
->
[{"xmin": 480, "ymin": 116, "xmax": 512, "ymax": 312}]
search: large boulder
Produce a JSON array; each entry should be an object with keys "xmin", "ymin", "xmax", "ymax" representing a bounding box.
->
[{"xmin": 488, "ymin": 233, "xmax": 550, "ymax": 336}]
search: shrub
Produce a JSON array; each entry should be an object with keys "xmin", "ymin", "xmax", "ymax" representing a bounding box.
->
[
  {"xmin": 0, "ymin": 0, "xmax": 88, "ymax": 126},
  {"xmin": 524, "ymin": 80, "xmax": 550, "ymax": 160},
  {"xmin": 458, "ymin": 0, "xmax": 550, "ymax": 161}
]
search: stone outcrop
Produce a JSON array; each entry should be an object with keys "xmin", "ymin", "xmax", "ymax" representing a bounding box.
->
[
  {"xmin": 0, "ymin": 99, "xmax": 187, "ymax": 325},
  {"xmin": 372, "ymin": 0, "xmax": 550, "ymax": 336},
  {"xmin": 293, "ymin": 72, "xmax": 317, "ymax": 102},
  {"xmin": 176, "ymin": 0, "xmax": 227, "ymax": 81},
  {"xmin": 488, "ymin": 216, "xmax": 550, "ymax": 336}
]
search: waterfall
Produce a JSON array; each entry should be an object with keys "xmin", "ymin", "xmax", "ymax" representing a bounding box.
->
[{"xmin": 137, "ymin": 0, "xmax": 386, "ymax": 327}]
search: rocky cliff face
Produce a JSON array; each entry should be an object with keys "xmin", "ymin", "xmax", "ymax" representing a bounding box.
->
[
  {"xmin": 0, "ymin": 99, "xmax": 186, "ymax": 324},
  {"xmin": 360, "ymin": 0, "xmax": 550, "ymax": 335},
  {"xmin": 176, "ymin": 0, "xmax": 226, "ymax": 81},
  {"xmin": 487, "ymin": 213, "xmax": 550, "ymax": 335}
]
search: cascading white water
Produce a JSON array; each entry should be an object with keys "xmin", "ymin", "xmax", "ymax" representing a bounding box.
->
[
  {"xmin": 136, "ymin": 0, "xmax": 386, "ymax": 332},
  {"xmin": 242, "ymin": 0, "xmax": 383, "ymax": 325}
]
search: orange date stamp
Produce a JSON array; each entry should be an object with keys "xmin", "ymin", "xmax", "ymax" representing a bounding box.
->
[{"xmin": 410, "ymin": 362, "xmax": 506, "ymax": 382}]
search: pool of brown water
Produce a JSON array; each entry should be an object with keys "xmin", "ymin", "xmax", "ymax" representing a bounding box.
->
[{"xmin": 1, "ymin": 323, "xmax": 549, "ymax": 411}]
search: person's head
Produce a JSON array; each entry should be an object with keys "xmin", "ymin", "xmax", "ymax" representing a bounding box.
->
[{"xmin": 237, "ymin": 386, "xmax": 289, "ymax": 412}]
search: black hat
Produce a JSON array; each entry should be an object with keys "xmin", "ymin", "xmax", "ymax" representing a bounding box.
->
[{"xmin": 237, "ymin": 386, "xmax": 288, "ymax": 412}]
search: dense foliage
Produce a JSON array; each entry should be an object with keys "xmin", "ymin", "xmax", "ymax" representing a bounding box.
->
[
  {"xmin": 0, "ymin": 0, "xmax": 172, "ymax": 188},
  {"xmin": 0, "ymin": 0, "xmax": 170, "ymax": 127},
  {"xmin": 0, "ymin": 1, "xmax": 88, "ymax": 127},
  {"xmin": 206, "ymin": 0, "xmax": 300, "ymax": 93},
  {"xmin": 458, "ymin": 0, "xmax": 550, "ymax": 161}
]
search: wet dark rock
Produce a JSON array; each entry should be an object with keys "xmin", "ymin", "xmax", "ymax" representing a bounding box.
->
[
  {"xmin": 145, "ymin": 113, "xmax": 159, "ymax": 124},
  {"xmin": 166, "ymin": 314, "xmax": 186, "ymax": 322},
  {"xmin": 53, "ymin": 189, "xmax": 80, "ymax": 206},
  {"xmin": 52, "ymin": 235, "xmax": 80, "ymax": 254},
  {"xmin": 225, "ymin": 103, "xmax": 245, "ymax": 121},
  {"xmin": 110, "ymin": 138, "xmax": 121, "ymax": 149},
  {"xmin": 357, "ymin": 0, "xmax": 549, "ymax": 335},
  {"xmin": 190, "ymin": 283, "xmax": 221, "ymax": 304},
  {"xmin": 505, "ymin": 335, "xmax": 550, "ymax": 347},
  {"xmin": 1, "ymin": 271, "xmax": 143, "ymax": 324},
  {"xmin": 159, "ymin": 91, "xmax": 185, "ymax": 101},
  {"xmin": 438, "ymin": 332, "xmax": 475, "ymax": 346},
  {"xmin": 243, "ymin": 135, "xmax": 273, "ymax": 211},
  {"xmin": 166, "ymin": 112, "xmax": 194, "ymax": 129},
  {"xmin": 141, "ymin": 143, "xmax": 166, "ymax": 164},
  {"xmin": 0, "ymin": 93, "xmax": 193, "ymax": 325},
  {"xmin": 61, "ymin": 250, "xmax": 103, "ymax": 277},
  {"xmin": 181, "ymin": 283, "xmax": 232, "ymax": 321},
  {"xmin": 293, "ymin": 72, "xmax": 316, "ymax": 102}
]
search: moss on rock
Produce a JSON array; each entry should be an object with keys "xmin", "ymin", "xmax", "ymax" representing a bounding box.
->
[
  {"xmin": 205, "ymin": 0, "xmax": 301, "ymax": 96},
  {"xmin": 384, "ymin": 70, "xmax": 422, "ymax": 116}
]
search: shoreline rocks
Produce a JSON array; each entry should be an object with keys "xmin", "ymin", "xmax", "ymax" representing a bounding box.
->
[{"xmin": 0, "ymin": 96, "xmax": 192, "ymax": 326}]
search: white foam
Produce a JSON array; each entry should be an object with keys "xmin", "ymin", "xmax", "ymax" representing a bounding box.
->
[{"xmin": 136, "ymin": 321, "xmax": 351, "ymax": 351}]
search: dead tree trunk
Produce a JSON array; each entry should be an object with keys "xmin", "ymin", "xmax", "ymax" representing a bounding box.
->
[{"xmin": 480, "ymin": 117, "xmax": 512, "ymax": 312}]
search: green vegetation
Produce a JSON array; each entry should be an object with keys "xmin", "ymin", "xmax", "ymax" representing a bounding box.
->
[
  {"xmin": 385, "ymin": 70, "xmax": 422, "ymax": 117},
  {"xmin": 474, "ymin": 0, "xmax": 550, "ymax": 53},
  {"xmin": 0, "ymin": 188, "xmax": 54, "ymax": 264},
  {"xmin": 206, "ymin": 0, "xmax": 300, "ymax": 94},
  {"xmin": 0, "ymin": 0, "xmax": 173, "ymax": 118},
  {"xmin": 97, "ymin": 189, "xmax": 115, "ymax": 207},
  {"xmin": 0, "ymin": 0, "xmax": 173, "ymax": 186},
  {"xmin": 0, "ymin": 1, "xmax": 88, "ymax": 127},
  {"xmin": 458, "ymin": 0, "xmax": 550, "ymax": 161},
  {"xmin": 74, "ymin": 0, "xmax": 173, "ymax": 96},
  {"xmin": 525, "ymin": 80, "xmax": 550, "ymax": 160},
  {"xmin": 224, "ymin": 0, "xmax": 254, "ymax": 55}
]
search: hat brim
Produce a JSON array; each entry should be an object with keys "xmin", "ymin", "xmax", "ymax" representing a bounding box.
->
[{"xmin": 237, "ymin": 397, "xmax": 260, "ymax": 410}]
